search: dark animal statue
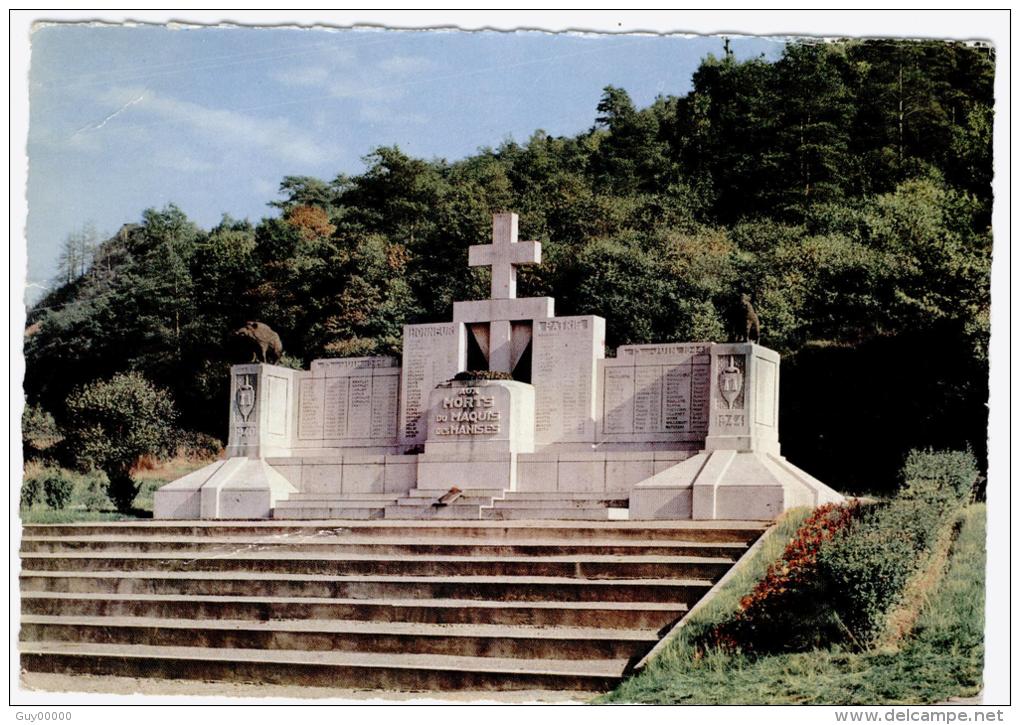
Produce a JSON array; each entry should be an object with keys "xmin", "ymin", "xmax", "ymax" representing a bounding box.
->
[
  {"xmin": 728, "ymin": 293, "xmax": 761, "ymax": 344},
  {"xmin": 233, "ymin": 321, "xmax": 284, "ymax": 364}
]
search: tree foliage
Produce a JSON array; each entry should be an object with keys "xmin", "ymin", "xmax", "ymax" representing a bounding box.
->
[{"xmin": 63, "ymin": 372, "xmax": 178, "ymax": 512}]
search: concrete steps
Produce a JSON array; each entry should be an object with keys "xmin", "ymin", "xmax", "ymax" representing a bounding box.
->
[
  {"xmin": 19, "ymin": 642, "xmax": 625, "ymax": 691},
  {"xmin": 286, "ymin": 493, "xmax": 402, "ymax": 501},
  {"xmin": 276, "ymin": 488, "xmax": 508, "ymax": 521},
  {"xmin": 482, "ymin": 506, "xmax": 628, "ymax": 521},
  {"xmin": 273, "ymin": 507, "xmax": 386, "ymax": 520},
  {"xmin": 20, "ymin": 552, "xmax": 732, "ymax": 579},
  {"xmin": 404, "ymin": 488, "xmax": 506, "ymax": 499},
  {"xmin": 21, "ymin": 593, "xmax": 690, "ymax": 629},
  {"xmin": 273, "ymin": 493, "xmax": 400, "ymax": 520},
  {"xmin": 19, "ymin": 520, "xmax": 766, "ymax": 692},
  {"xmin": 20, "ymin": 520, "xmax": 764, "ymax": 542},
  {"xmin": 496, "ymin": 497, "xmax": 630, "ymax": 508},
  {"xmin": 383, "ymin": 504, "xmax": 489, "ymax": 520},
  {"xmin": 22, "ymin": 615, "xmax": 657, "ymax": 660},
  {"xmin": 21, "ymin": 570, "xmax": 714, "ymax": 602},
  {"xmin": 382, "ymin": 487, "xmax": 506, "ymax": 520},
  {"xmin": 506, "ymin": 492, "xmax": 631, "ymax": 502},
  {"xmin": 21, "ymin": 535, "xmax": 748, "ymax": 559},
  {"xmin": 480, "ymin": 491, "xmax": 631, "ymax": 521}
]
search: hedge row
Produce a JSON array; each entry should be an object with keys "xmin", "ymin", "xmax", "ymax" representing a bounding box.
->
[
  {"xmin": 708, "ymin": 448, "xmax": 979, "ymax": 654},
  {"xmin": 817, "ymin": 449, "xmax": 979, "ymax": 645}
]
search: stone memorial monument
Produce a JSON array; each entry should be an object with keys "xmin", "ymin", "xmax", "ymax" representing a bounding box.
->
[{"xmin": 155, "ymin": 212, "xmax": 841, "ymax": 521}]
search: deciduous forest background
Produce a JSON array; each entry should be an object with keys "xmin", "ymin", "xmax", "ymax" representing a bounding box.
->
[{"xmin": 24, "ymin": 40, "xmax": 994, "ymax": 493}]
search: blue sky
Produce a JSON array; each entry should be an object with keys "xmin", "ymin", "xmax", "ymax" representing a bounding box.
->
[{"xmin": 26, "ymin": 26, "xmax": 784, "ymax": 299}]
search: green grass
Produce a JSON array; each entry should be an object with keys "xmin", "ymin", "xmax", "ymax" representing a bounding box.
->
[
  {"xmin": 599, "ymin": 503, "xmax": 986, "ymax": 705},
  {"xmin": 19, "ymin": 509, "xmax": 136, "ymax": 524},
  {"xmin": 19, "ymin": 457, "xmax": 211, "ymax": 524}
]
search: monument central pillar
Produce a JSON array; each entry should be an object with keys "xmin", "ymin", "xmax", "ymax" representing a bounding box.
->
[{"xmin": 417, "ymin": 378, "xmax": 536, "ymax": 491}]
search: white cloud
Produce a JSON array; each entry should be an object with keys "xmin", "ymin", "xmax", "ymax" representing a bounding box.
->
[
  {"xmin": 359, "ymin": 103, "xmax": 428, "ymax": 125},
  {"xmin": 318, "ymin": 54, "xmax": 441, "ymax": 124},
  {"xmin": 268, "ymin": 45, "xmax": 355, "ymax": 89},
  {"xmin": 325, "ymin": 78, "xmax": 404, "ymax": 103},
  {"xmin": 141, "ymin": 92, "xmax": 324, "ymax": 165},
  {"xmin": 81, "ymin": 87, "xmax": 331, "ymax": 166},
  {"xmin": 269, "ymin": 51, "xmax": 439, "ymax": 106},
  {"xmin": 252, "ymin": 177, "xmax": 277, "ymax": 197}
]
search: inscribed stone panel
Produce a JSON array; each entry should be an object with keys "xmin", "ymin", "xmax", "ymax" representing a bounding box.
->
[
  {"xmin": 531, "ymin": 316, "xmax": 604, "ymax": 445},
  {"xmin": 297, "ymin": 378, "xmax": 325, "ymax": 440},
  {"xmin": 598, "ymin": 345, "xmax": 711, "ymax": 444},
  {"xmin": 400, "ymin": 323, "xmax": 464, "ymax": 445}
]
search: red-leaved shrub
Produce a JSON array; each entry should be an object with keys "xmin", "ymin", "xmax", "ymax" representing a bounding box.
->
[{"xmin": 705, "ymin": 500, "xmax": 861, "ymax": 654}]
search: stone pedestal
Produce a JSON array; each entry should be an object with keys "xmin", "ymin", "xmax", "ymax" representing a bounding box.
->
[
  {"xmin": 704, "ymin": 343, "xmax": 780, "ymax": 456},
  {"xmin": 417, "ymin": 379, "xmax": 535, "ymax": 491},
  {"xmin": 156, "ymin": 363, "xmax": 300, "ymax": 519},
  {"xmin": 630, "ymin": 342, "xmax": 842, "ymax": 521},
  {"xmin": 153, "ymin": 457, "xmax": 296, "ymax": 520},
  {"xmin": 629, "ymin": 449, "xmax": 843, "ymax": 521},
  {"xmin": 225, "ymin": 364, "xmax": 300, "ymax": 459}
]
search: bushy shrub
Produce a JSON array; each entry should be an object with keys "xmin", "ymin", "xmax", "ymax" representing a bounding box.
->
[
  {"xmin": 79, "ymin": 470, "xmax": 113, "ymax": 512},
  {"xmin": 816, "ymin": 505, "xmax": 919, "ymax": 645},
  {"xmin": 178, "ymin": 430, "xmax": 223, "ymax": 460},
  {"xmin": 64, "ymin": 372, "xmax": 178, "ymax": 512},
  {"xmin": 712, "ymin": 449, "xmax": 979, "ymax": 654},
  {"xmin": 22, "ymin": 404, "xmax": 61, "ymax": 461},
  {"xmin": 900, "ymin": 448, "xmax": 979, "ymax": 505},
  {"xmin": 20, "ymin": 475, "xmax": 41, "ymax": 509},
  {"xmin": 42, "ymin": 469, "xmax": 75, "ymax": 509}
]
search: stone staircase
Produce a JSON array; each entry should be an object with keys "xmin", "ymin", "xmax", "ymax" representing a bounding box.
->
[
  {"xmin": 384, "ymin": 488, "xmax": 507, "ymax": 520},
  {"xmin": 273, "ymin": 493, "xmax": 402, "ymax": 520},
  {"xmin": 19, "ymin": 520, "xmax": 767, "ymax": 692},
  {"xmin": 484, "ymin": 492, "xmax": 630, "ymax": 521},
  {"xmin": 275, "ymin": 488, "xmax": 629, "ymax": 521}
]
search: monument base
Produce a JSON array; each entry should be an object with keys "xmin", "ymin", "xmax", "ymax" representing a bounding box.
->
[
  {"xmin": 629, "ymin": 450, "xmax": 843, "ymax": 521},
  {"xmin": 154, "ymin": 457, "xmax": 297, "ymax": 520},
  {"xmin": 416, "ymin": 452, "xmax": 517, "ymax": 491}
]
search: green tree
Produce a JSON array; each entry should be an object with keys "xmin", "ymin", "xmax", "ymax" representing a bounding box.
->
[
  {"xmin": 64, "ymin": 372, "xmax": 178, "ymax": 512},
  {"xmin": 592, "ymin": 86, "xmax": 670, "ymax": 194},
  {"xmin": 269, "ymin": 175, "xmax": 341, "ymax": 213},
  {"xmin": 769, "ymin": 43, "xmax": 854, "ymax": 217},
  {"xmin": 863, "ymin": 175, "xmax": 990, "ymax": 354}
]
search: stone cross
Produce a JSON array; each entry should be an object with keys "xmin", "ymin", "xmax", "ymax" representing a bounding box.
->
[{"xmin": 468, "ymin": 213, "xmax": 541, "ymax": 300}]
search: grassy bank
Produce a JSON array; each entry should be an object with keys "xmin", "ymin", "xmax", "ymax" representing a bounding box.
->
[{"xmin": 600, "ymin": 503, "xmax": 985, "ymax": 705}]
